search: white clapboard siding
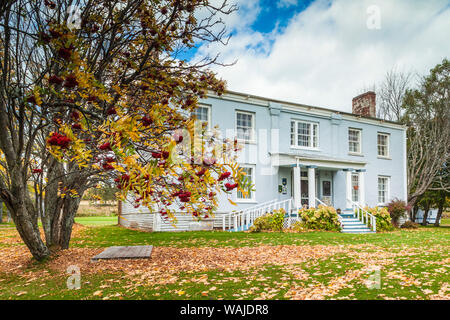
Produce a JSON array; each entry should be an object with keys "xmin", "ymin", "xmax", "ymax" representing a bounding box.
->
[
  {"xmin": 120, "ymin": 198, "xmax": 230, "ymax": 231},
  {"xmin": 119, "ymin": 214, "xmax": 154, "ymax": 231}
]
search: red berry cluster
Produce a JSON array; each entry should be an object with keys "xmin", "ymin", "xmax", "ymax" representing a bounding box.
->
[
  {"xmin": 114, "ymin": 174, "xmax": 130, "ymax": 189},
  {"xmin": 218, "ymin": 171, "xmax": 231, "ymax": 181},
  {"xmin": 225, "ymin": 183, "xmax": 238, "ymax": 191},
  {"xmin": 48, "ymin": 132, "xmax": 71, "ymax": 149},
  {"xmin": 140, "ymin": 116, "xmax": 153, "ymax": 126},
  {"xmin": 98, "ymin": 142, "xmax": 112, "ymax": 151},
  {"xmin": 171, "ymin": 191, "xmax": 191, "ymax": 203},
  {"xmin": 32, "ymin": 169, "xmax": 43, "ymax": 174},
  {"xmin": 64, "ymin": 74, "xmax": 78, "ymax": 89},
  {"xmin": 152, "ymin": 151, "xmax": 169, "ymax": 159},
  {"xmin": 49, "ymin": 75, "xmax": 64, "ymax": 86},
  {"xmin": 106, "ymin": 107, "xmax": 117, "ymax": 115}
]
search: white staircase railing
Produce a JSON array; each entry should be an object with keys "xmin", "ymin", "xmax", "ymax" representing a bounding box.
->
[
  {"xmin": 222, "ymin": 198, "xmax": 298, "ymax": 231},
  {"xmin": 347, "ymin": 199, "xmax": 377, "ymax": 232}
]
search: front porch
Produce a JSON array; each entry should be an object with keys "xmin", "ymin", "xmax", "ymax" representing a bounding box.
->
[{"xmin": 274, "ymin": 153, "xmax": 369, "ymax": 211}]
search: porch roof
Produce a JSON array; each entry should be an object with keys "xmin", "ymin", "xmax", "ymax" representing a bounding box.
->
[{"xmin": 271, "ymin": 153, "xmax": 367, "ymax": 170}]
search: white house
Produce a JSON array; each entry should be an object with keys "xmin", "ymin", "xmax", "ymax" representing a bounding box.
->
[{"xmin": 119, "ymin": 90, "xmax": 407, "ymax": 233}]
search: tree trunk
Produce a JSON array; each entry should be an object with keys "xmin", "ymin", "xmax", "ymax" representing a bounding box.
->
[
  {"xmin": 422, "ymin": 203, "xmax": 430, "ymax": 226},
  {"xmin": 0, "ymin": 201, "xmax": 3, "ymax": 223},
  {"xmin": 434, "ymin": 196, "xmax": 445, "ymax": 227},
  {"xmin": 9, "ymin": 203, "xmax": 50, "ymax": 260},
  {"xmin": 50, "ymin": 196, "xmax": 82, "ymax": 249}
]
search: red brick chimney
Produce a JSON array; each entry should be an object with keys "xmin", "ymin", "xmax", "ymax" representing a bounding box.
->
[{"xmin": 352, "ymin": 91, "xmax": 376, "ymax": 118}]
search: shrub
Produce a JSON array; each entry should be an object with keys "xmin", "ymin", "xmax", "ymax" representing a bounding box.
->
[
  {"xmin": 387, "ymin": 198, "xmax": 409, "ymax": 226},
  {"xmin": 290, "ymin": 220, "xmax": 308, "ymax": 232},
  {"xmin": 249, "ymin": 208, "xmax": 285, "ymax": 232},
  {"xmin": 297, "ymin": 205, "xmax": 341, "ymax": 231},
  {"xmin": 365, "ymin": 206, "xmax": 394, "ymax": 231},
  {"xmin": 400, "ymin": 221, "xmax": 419, "ymax": 229}
]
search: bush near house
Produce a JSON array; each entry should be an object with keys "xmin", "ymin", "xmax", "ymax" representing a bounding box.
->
[
  {"xmin": 365, "ymin": 206, "xmax": 395, "ymax": 232},
  {"xmin": 297, "ymin": 205, "xmax": 341, "ymax": 232},
  {"xmin": 387, "ymin": 198, "xmax": 409, "ymax": 226},
  {"xmin": 249, "ymin": 209, "xmax": 285, "ymax": 232}
]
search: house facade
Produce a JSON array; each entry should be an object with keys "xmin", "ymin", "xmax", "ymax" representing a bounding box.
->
[{"xmin": 120, "ymin": 90, "xmax": 407, "ymax": 230}]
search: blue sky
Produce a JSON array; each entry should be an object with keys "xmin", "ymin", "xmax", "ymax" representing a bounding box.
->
[{"xmin": 191, "ymin": 0, "xmax": 450, "ymax": 112}]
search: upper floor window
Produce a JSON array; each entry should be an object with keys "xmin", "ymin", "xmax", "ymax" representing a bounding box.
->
[
  {"xmin": 192, "ymin": 105, "xmax": 210, "ymax": 129},
  {"xmin": 378, "ymin": 176, "xmax": 390, "ymax": 204},
  {"xmin": 290, "ymin": 120, "xmax": 319, "ymax": 149},
  {"xmin": 236, "ymin": 111, "xmax": 255, "ymax": 142},
  {"xmin": 377, "ymin": 133, "xmax": 390, "ymax": 157},
  {"xmin": 348, "ymin": 128, "xmax": 362, "ymax": 154},
  {"xmin": 237, "ymin": 165, "xmax": 255, "ymax": 201}
]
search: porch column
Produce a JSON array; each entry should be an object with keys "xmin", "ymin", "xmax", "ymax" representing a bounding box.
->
[
  {"xmin": 344, "ymin": 168, "xmax": 353, "ymax": 209},
  {"xmin": 308, "ymin": 166, "xmax": 317, "ymax": 208},
  {"xmin": 358, "ymin": 169, "xmax": 366, "ymax": 207},
  {"xmin": 293, "ymin": 162, "xmax": 301, "ymax": 208}
]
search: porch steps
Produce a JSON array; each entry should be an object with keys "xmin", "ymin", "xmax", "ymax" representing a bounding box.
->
[{"xmin": 340, "ymin": 213, "xmax": 374, "ymax": 234}]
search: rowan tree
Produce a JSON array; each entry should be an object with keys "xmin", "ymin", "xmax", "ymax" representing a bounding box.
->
[{"xmin": 0, "ymin": 0, "xmax": 250, "ymax": 260}]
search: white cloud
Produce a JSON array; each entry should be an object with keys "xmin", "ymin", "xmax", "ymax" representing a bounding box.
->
[
  {"xmin": 194, "ymin": 0, "xmax": 450, "ymax": 112},
  {"xmin": 277, "ymin": 0, "xmax": 298, "ymax": 9}
]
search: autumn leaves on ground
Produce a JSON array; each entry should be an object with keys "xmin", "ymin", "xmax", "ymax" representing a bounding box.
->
[{"xmin": 0, "ymin": 219, "xmax": 449, "ymax": 300}]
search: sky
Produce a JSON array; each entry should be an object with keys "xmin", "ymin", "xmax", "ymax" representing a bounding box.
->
[{"xmin": 191, "ymin": 0, "xmax": 450, "ymax": 112}]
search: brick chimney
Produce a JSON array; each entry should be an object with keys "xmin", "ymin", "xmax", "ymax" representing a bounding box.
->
[{"xmin": 352, "ymin": 91, "xmax": 376, "ymax": 118}]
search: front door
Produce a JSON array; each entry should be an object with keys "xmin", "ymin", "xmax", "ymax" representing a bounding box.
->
[{"xmin": 320, "ymin": 179, "xmax": 332, "ymax": 206}]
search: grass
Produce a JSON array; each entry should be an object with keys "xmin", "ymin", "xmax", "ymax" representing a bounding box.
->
[
  {"xmin": 74, "ymin": 216, "xmax": 117, "ymax": 226},
  {"xmin": 71, "ymin": 224, "xmax": 450, "ymax": 248},
  {"xmin": 1, "ymin": 222, "xmax": 449, "ymax": 300}
]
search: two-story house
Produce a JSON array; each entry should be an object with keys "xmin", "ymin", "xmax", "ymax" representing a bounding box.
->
[{"xmin": 120, "ymin": 90, "xmax": 407, "ymax": 232}]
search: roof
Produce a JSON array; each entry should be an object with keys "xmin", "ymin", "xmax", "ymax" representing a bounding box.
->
[{"xmin": 207, "ymin": 89, "xmax": 406, "ymax": 130}]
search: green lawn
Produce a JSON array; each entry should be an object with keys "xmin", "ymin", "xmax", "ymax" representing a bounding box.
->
[
  {"xmin": 71, "ymin": 224, "xmax": 449, "ymax": 248},
  {"xmin": 1, "ymin": 223, "xmax": 449, "ymax": 300},
  {"xmin": 74, "ymin": 216, "xmax": 117, "ymax": 226}
]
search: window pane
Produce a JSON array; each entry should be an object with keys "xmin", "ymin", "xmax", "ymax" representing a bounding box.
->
[
  {"xmin": 351, "ymin": 174, "xmax": 359, "ymax": 202},
  {"xmin": 237, "ymin": 167, "xmax": 253, "ymax": 199},
  {"xmin": 377, "ymin": 134, "xmax": 388, "ymax": 156},
  {"xmin": 297, "ymin": 122, "xmax": 310, "ymax": 147},
  {"xmin": 349, "ymin": 129, "xmax": 361, "ymax": 153},
  {"xmin": 322, "ymin": 181, "xmax": 331, "ymax": 197},
  {"xmin": 237, "ymin": 112, "xmax": 253, "ymax": 141},
  {"xmin": 378, "ymin": 177, "xmax": 388, "ymax": 203},
  {"xmin": 290, "ymin": 121, "xmax": 295, "ymax": 145}
]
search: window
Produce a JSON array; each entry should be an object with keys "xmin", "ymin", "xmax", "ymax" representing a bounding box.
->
[
  {"xmin": 378, "ymin": 176, "xmax": 390, "ymax": 204},
  {"xmin": 290, "ymin": 120, "xmax": 319, "ymax": 149},
  {"xmin": 351, "ymin": 173, "xmax": 359, "ymax": 202},
  {"xmin": 348, "ymin": 128, "xmax": 362, "ymax": 154},
  {"xmin": 192, "ymin": 105, "xmax": 210, "ymax": 129},
  {"xmin": 237, "ymin": 166, "xmax": 255, "ymax": 201},
  {"xmin": 236, "ymin": 111, "xmax": 255, "ymax": 142},
  {"xmin": 377, "ymin": 133, "xmax": 390, "ymax": 157}
]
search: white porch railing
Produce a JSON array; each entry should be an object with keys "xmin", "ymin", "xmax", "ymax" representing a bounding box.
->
[
  {"xmin": 347, "ymin": 198, "xmax": 377, "ymax": 232},
  {"xmin": 222, "ymin": 198, "xmax": 298, "ymax": 232}
]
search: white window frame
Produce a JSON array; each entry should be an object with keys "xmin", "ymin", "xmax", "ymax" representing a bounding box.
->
[
  {"xmin": 192, "ymin": 104, "xmax": 211, "ymax": 130},
  {"xmin": 236, "ymin": 164, "xmax": 256, "ymax": 202},
  {"xmin": 348, "ymin": 128, "xmax": 362, "ymax": 155},
  {"xmin": 377, "ymin": 132, "xmax": 390, "ymax": 158},
  {"xmin": 377, "ymin": 176, "xmax": 390, "ymax": 205},
  {"xmin": 235, "ymin": 110, "xmax": 256, "ymax": 143},
  {"xmin": 290, "ymin": 120, "xmax": 319, "ymax": 150}
]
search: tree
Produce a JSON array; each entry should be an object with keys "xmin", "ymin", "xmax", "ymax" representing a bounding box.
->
[
  {"xmin": 402, "ymin": 58, "xmax": 450, "ymax": 214},
  {"xmin": 84, "ymin": 181, "xmax": 118, "ymax": 204},
  {"xmin": 0, "ymin": 0, "xmax": 249, "ymax": 260},
  {"xmin": 377, "ymin": 68, "xmax": 413, "ymax": 122}
]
